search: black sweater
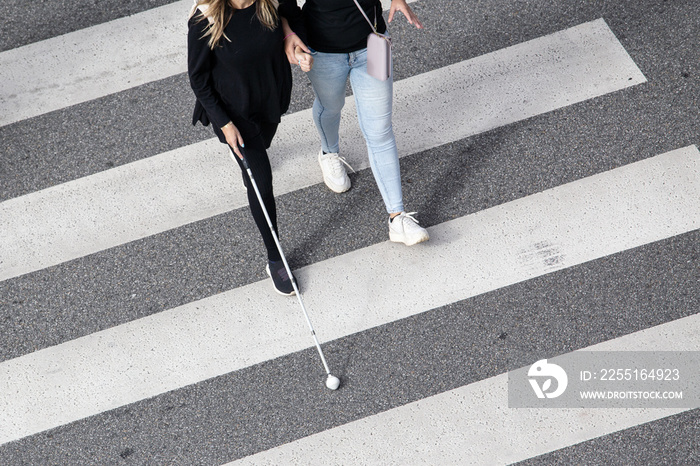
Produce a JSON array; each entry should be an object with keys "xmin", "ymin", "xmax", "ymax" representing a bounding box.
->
[
  {"xmin": 187, "ymin": 4, "xmax": 292, "ymax": 142},
  {"xmin": 279, "ymin": 0, "xmax": 387, "ymax": 54}
]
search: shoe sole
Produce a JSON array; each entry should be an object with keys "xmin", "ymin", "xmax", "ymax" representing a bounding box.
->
[
  {"xmin": 265, "ymin": 264, "xmax": 296, "ymax": 296},
  {"xmin": 323, "ymin": 177, "xmax": 351, "ymax": 193},
  {"xmin": 389, "ymin": 231, "xmax": 430, "ymax": 246}
]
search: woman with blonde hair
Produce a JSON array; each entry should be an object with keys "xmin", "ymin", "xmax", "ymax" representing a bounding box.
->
[{"xmin": 188, "ymin": 0, "xmax": 312, "ymax": 295}]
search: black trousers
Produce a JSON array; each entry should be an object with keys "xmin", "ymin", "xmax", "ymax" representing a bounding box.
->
[{"xmin": 228, "ymin": 122, "xmax": 282, "ymax": 262}]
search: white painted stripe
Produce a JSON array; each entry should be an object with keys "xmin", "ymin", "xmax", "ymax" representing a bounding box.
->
[
  {"xmin": 229, "ymin": 314, "xmax": 700, "ymax": 466},
  {"xmin": 0, "ymin": 0, "xmax": 408, "ymax": 127},
  {"xmin": 0, "ymin": 145, "xmax": 697, "ymax": 445},
  {"xmin": 0, "ymin": 19, "xmax": 646, "ymax": 281}
]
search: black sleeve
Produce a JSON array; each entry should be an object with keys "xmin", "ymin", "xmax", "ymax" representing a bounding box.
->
[
  {"xmin": 187, "ymin": 13, "xmax": 230, "ymax": 129},
  {"xmin": 278, "ymin": 0, "xmax": 308, "ymax": 44}
]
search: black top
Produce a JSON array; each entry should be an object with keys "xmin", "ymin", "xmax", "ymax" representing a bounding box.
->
[
  {"xmin": 187, "ymin": 4, "xmax": 292, "ymax": 142},
  {"xmin": 279, "ymin": 0, "xmax": 386, "ymax": 54}
]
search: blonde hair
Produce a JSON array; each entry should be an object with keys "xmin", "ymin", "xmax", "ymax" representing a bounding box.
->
[{"xmin": 191, "ymin": 0, "xmax": 279, "ymax": 50}]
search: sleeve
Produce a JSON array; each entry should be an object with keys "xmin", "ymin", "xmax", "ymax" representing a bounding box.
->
[
  {"xmin": 278, "ymin": 0, "xmax": 308, "ymax": 44},
  {"xmin": 187, "ymin": 13, "xmax": 230, "ymax": 129}
]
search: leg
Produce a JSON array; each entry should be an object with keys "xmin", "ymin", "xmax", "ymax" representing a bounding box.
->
[
  {"xmin": 348, "ymin": 48, "xmax": 404, "ymax": 214},
  {"xmin": 306, "ymin": 51, "xmax": 354, "ymax": 193},
  {"xmin": 229, "ymin": 132, "xmax": 281, "ymax": 262},
  {"xmin": 349, "ymin": 49, "xmax": 429, "ymax": 245},
  {"xmin": 306, "ymin": 51, "xmax": 351, "ymax": 154}
]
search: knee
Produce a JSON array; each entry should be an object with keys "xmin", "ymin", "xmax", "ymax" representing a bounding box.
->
[
  {"xmin": 362, "ymin": 122, "xmax": 396, "ymax": 150},
  {"xmin": 314, "ymin": 97, "xmax": 344, "ymax": 118},
  {"xmin": 253, "ymin": 173, "xmax": 274, "ymax": 199}
]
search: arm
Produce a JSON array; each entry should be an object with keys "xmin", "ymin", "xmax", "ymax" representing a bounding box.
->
[
  {"xmin": 278, "ymin": 0, "xmax": 307, "ymax": 42},
  {"xmin": 388, "ymin": 0, "xmax": 423, "ymax": 29},
  {"xmin": 187, "ymin": 15, "xmax": 229, "ymax": 129},
  {"xmin": 278, "ymin": 0, "xmax": 312, "ymax": 67},
  {"xmin": 281, "ymin": 17, "xmax": 313, "ymax": 72},
  {"xmin": 187, "ymin": 14, "xmax": 245, "ymax": 156}
]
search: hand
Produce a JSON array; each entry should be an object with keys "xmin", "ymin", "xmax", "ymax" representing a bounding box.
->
[
  {"xmin": 281, "ymin": 17, "xmax": 311, "ymax": 65},
  {"xmin": 221, "ymin": 122, "xmax": 245, "ymax": 159},
  {"xmin": 388, "ymin": 0, "xmax": 424, "ymax": 29},
  {"xmin": 284, "ymin": 34, "xmax": 311, "ymax": 66},
  {"xmin": 295, "ymin": 46, "xmax": 313, "ymax": 72}
]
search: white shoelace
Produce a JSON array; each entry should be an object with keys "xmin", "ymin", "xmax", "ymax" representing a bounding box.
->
[
  {"xmin": 395, "ymin": 212, "xmax": 422, "ymax": 230},
  {"xmin": 324, "ymin": 153, "xmax": 356, "ymax": 176}
]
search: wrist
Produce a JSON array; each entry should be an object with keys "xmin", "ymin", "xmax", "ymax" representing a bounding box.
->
[
  {"xmin": 283, "ymin": 32, "xmax": 297, "ymax": 41},
  {"xmin": 221, "ymin": 121, "xmax": 233, "ymax": 130}
]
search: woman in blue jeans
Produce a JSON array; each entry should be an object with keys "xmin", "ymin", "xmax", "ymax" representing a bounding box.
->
[{"xmin": 280, "ymin": 0, "xmax": 429, "ymax": 246}]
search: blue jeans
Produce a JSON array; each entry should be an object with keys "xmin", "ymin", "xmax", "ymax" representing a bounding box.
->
[{"xmin": 306, "ymin": 47, "xmax": 404, "ymax": 214}]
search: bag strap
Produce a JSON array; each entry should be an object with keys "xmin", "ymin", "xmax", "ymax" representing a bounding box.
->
[{"xmin": 352, "ymin": 0, "xmax": 378, "ymax": 34}]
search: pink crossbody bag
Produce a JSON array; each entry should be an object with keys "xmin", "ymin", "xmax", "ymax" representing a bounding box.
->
[{"xmin": 352, "ymin": 0, "xmax": 392, "ymax": 81}]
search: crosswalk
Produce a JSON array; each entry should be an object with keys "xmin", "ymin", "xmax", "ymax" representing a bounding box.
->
[
  {"xmin": 1, "ymin": 0, "xmax": 698, "ymax": 464},
  {"xmin": 1, "ymin": 18, "xmax": 646, "ymax": 281},
  {"xmin": 2, "ymin": 143, "xmax": 699, "ymax": 444},
  {"xmin": 230, "ymin": 313, "xmax": 699, "ymax": 465}
]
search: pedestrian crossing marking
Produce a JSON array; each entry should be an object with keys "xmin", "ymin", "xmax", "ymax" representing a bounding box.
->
[
  {"xmin": 0, "ymin": 19, "xmax": 646, "ymax": 281},
  {"xmin": 229, "ymin": 313, "xmax": 700, "ymax": 465},
  {"xmin": 1, "ymin": 145, "xmax": 697, "ymax": 445}
]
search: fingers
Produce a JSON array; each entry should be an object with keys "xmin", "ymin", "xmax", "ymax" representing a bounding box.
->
[
  {"xmin": 294, "ymin": 45, "xmax": 303, "ymax": 61},
  {"xmin": 229, "ymin": 138, "xmax": 244, "ymax": 159},
  {"xmin": 411, "ymin": 12, "xmax": 424, "ymax": 29},
  {"xmin": 293, "ymin": 40, "xmax": 311, "ymax": 54},
  {"xmin": 284, "ymin": 41, "xmax": 297, "ymax": 65},
  {"xmin": 284, "ymin": 35, "xmax": 310, "ymax": 65},
  {"xmin": 232, "ymin": 132, "xmax": 245, "ymax": 159},
  {"xmin": 388, "ymin": 3, "xmax": 400, "ymax": 23},
  {"xmin": 302, "ymin": 57, "xmax": 313, "ymax": 72},
  {"xmin": 223, "ymin": 124, "xmax": 245, "ymax": 159},
  {"xmin": 388, "ymin": 1, "xmax": 423, "ymax": 29},
  {"xmin": 229, "ymin": 142, "xmax": 243, "ymax": 160},
  {"xmin": 294, "ymin": 46, "xmax": 313, "ymax": 72}
]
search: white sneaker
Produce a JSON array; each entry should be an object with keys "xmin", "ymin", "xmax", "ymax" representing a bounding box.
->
[
  {"xmin": 389, "ymin": 212, "xmax": 430, "ymax": 246},
  {"xmin": 318, "ymin": 150, "xmax": 352, "ymax": 193}
]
